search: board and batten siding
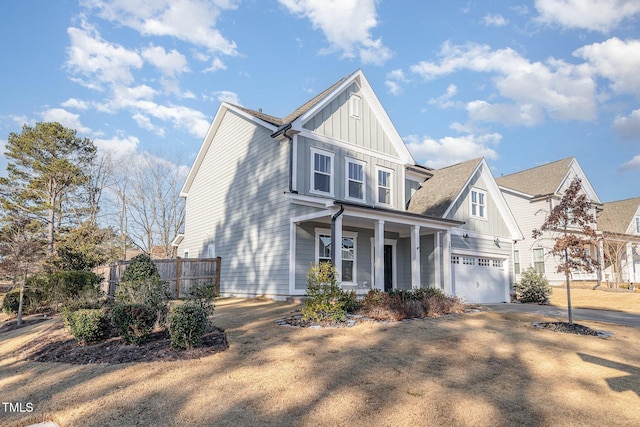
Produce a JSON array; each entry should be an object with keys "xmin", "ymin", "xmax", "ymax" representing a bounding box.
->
[
  {"xmin": 447, "ymin": 172, "xmax": 511, "ymax": 237},
  {"xmin": 179, "ymin": 109, "xmax": 292, "ymax": 297},
  {"xmin": 303, "ymin": 82, "xmax": 399, "ymax": 157},
  {"xmin": 297, "ymin": 136, "xmax": 404, "ymax": 209}
]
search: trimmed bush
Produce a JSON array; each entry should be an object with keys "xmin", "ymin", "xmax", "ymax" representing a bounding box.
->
[
  {"xmin": 187, "ymin": 281, "xmax": 217, "ymax": 318},
  {"xmin": 169, "ymin": 304, "xmax": 208, "ymax": 350},
  {"xmin": 121, "ymin": 254, "xmax": 161, "ymax": 282},
  {"xmin": 63, "ymin": 309, "xmax": 111, "ymax": 344},
  {"xmin": 302, "ymin": 263, "xmax": 347, "ymax": 322},
  {"xmin": 25, "ymin": 271, "xmax": 104, "ymax": 310},
  {"xmin": 111, "ymin": 304, "xmax": 156, "ymax": 345},
  {"xmin": 360, "ymin": 288, "xmax": 465, "ymax": 321},
  {"xmin": 514, "ymin": 267, "xmax": 551, "ymax": 304}
]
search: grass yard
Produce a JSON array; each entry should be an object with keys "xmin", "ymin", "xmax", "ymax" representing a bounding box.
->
[
  {"xmin": 549, "ymin": 287, "xmax": 640, "ymax": 314},
  {"xmin": 1, "ymin": 297, "xmax": 639, "ymax": 427}
]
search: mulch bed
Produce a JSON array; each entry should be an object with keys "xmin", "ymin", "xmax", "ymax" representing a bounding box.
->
[
  {"xmin": 7, "ymin": 320, "xmax": 228, "ymax": 365},
  {"xmin": 532, "ymin": 321, "xmax": 609, "ymax": 337}
]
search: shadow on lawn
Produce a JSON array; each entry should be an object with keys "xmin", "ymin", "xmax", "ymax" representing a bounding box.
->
[{"xmin": 578, "ymin": 352, "xmax": 640, "ymax": 397}]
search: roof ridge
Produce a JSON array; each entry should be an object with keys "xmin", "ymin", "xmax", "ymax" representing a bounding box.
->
[{"xmin": 498, "ymin": 156, "xmax": 574, "ymax": 179}]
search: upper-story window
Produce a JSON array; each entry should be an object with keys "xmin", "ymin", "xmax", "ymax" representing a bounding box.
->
[
  {"xmin": 349, "ymin": 93, "xmax": 361, "ymax": 119},
  {"xmin": 470, "ymin": 188, "xmax": 487, "ymax": 219},
  {"xmin": 635, "ymin": 216, "xmax": 640, "ymax": 233},
  {"xmin": 377, "ymin": 167, "xmax": 393, "ymax": 206},
  {"xmin": 310, "ymin": 148, "xmax": 334, "ymax": 195},
  {"xmin": 346, "ymin": 158, "xmax": 366, "ymax": 201}
]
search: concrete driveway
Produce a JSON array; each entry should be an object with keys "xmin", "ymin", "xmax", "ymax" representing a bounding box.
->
[{"xmin": 482, "ymin": 303, "xmax": 640, "ymax": 327}]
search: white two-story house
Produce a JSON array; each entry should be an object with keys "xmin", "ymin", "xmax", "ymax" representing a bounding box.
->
[{"xmin": 174, "ymin": 70, "xmax": 521, "ymax": 302}]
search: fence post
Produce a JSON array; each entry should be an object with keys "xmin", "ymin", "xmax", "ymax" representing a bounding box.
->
[
  {"xmin": 175, "ymin": 256, "xmax": 182, "ymax": 298},
  {"xmin": 215, "ymin": 256, "xmax": 221, "ymax": 296}
]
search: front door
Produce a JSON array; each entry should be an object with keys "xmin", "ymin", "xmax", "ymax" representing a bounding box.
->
[{"xmin": 384, "ymin": 244, "xmax": 393, "ymax": 291}]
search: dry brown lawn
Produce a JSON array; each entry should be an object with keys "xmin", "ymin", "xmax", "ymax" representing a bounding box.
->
[
  {"xmin": 549, "ymin": 287, "xmax": 640, "ymax": 314},
  {"xmin": 1, "ymin": 298, "xmax": 639, "ymax": 427}
]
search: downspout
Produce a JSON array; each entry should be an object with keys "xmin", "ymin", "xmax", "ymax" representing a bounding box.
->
[
  {"xmin": 330, "ymin": 204, "xmax": 345, "ymax": 266},
  {"xmin": 271, "ymin": 123, "xmax": 296, "ymax": 194}
]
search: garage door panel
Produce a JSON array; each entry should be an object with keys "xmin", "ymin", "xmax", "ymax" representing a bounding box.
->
[{"xmin": 452, "ymin": 255, "xmax": 507, "ymax": 304}]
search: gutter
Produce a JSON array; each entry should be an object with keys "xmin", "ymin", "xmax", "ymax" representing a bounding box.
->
[
  {"xmin": 271, "ymin": 123, "xmax": 297, "ymax": 194},
  {"xmin": 330, "ymin": 204, "xmax": 345, "ymax": 266}
]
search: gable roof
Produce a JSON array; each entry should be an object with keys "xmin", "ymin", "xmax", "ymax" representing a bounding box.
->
[
  {"xmin": 495, "ymin": 157, "xmax": 574, "ymax": 197},
  {"xmin": 408, "ymin": 157, "xmax": 523, "ymax": 240},
  {"xmin": 495, "ymin": 157, "xmax": 602, "ymax": 204},
  {"xmin": 408, "ymin": 158, "xmax": 482, "ymax": 218},
  {"xmin": 598, "ymin": 197, "xmax": 640, "ymax": 234}
]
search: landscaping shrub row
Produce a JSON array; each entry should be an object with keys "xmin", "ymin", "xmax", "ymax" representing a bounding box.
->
[{"xmin": 302, "ymin": 263, "xmax": 466, "ymax": 323}]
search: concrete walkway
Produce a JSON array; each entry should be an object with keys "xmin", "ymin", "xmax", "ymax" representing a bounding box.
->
[{"xmin": 482, "ymin": 303, "xmax": 640, "ymax": 327}]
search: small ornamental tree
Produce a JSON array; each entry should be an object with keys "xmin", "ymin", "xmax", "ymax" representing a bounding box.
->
[{"xmin": 532, "ymin": 177, "xmax": 598, "ymax": 324}]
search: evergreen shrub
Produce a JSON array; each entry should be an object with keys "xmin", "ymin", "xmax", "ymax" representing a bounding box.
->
[
  {"xmin": 111, "ymin": 303, "xmax": 156, "ymax": 345},
  {"xmin": 169, "ymin": 304, "xmax": 208, "ymax": 350}
]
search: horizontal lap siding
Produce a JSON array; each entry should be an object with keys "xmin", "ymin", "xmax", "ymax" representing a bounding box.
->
[{"xmin": 181, "ymin": 110, "xmax": 291, "ymax": 297}]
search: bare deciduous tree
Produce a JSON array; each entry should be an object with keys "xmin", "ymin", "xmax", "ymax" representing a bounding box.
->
[{"xmin": 532, "ymin": 177, "xmax": 598, "ymax": 324}]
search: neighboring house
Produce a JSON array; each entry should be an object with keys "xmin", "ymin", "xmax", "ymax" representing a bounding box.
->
[
  {"xmin": 496, "ymin": 157, "xmax": 603, "ymax": 286},
  {"xmin": 597, "ymin": 197, "xmax": 640, "ymax": 285},
  {"xmin": 174, "ymin": 70, "xmax": 520, "ymax": 303}
]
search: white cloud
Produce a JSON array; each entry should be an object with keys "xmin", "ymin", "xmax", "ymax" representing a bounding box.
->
[
  {"xmin": 94, "ymin": 134, "xmax": 140, "ymax": 159},
  {"xmin": 405, "ymin": 133, "xmax": 501, "ymax": 169},
  {"xmin": 141, "ymin": 45, "xmax": 188, "ymax": 77},
  {"xmin": 40, "ymin": 108, "xmax": 92, "ymax": 135},
  {"xmin": 574, "ymin": 37, "xmax": 640, "ymax": 97},
  {"xmin": 204, "ymin": 57, "xmax": 227, "ymax": 73},
  {"xmin": 132, "ymin": 113, "xmax": 166, "ymax": 137},
  {"xmin": 467, "ymin": 100, "xmax": 545, "ymax": 126},
  {"xmin": 410, "ymin": 42, "xmax": 597, "ymax": 125},
  {"xmin": 613, "ymin": 109, "xmax": 640, "ymax": 140},
  {"xmin": 620, "ymin": 154, "xmax": 640, "ymax": 171},
  {"xmin": 279, "ymin": 0, "xmax": 392, "ymax": 65},
  {"xmin": 61, "ymin": 98, "xmax": 90, "ymax": 110},
  {"xmin": 213, "ymin": 91, "xmax": 241, "ymax": 105},
  {"xmin": 385, "ymin": 69, "xmax": 408, "ymax": 95},
  {"xmin": 482, "ymin": 14, "xmax": 507, "ymax": 26},
  {"xmin": 534, "ymin": 0, "xmax": 640, "ymax": 32},
  {"xmin": 86, "ymin": 0, "xmax": 238, "ymax": 55},
  {"xmin": 510, "ymin": 5, "xmax": 530, "ymax": 15},
  {"xmin": 66, "ymin": 22, "xmax": 143, "ymax": 88},
  {"xmin": 428, "ymin": 84, "xmax": 459, "ymax": 109}
]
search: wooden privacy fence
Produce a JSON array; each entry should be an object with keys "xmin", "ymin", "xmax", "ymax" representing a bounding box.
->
[{"xmin": 95, "ymin": 257, "xmax": 221, "ymax": 298}]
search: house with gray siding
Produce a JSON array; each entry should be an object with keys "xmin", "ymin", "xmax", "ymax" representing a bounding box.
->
[
  {"xmin": 175, "ymin": 70, "xmax": 522, "ymax": 303},
  {"xmin": 496, "ymin": 157, "xmax": 603, "ymax": 286}
]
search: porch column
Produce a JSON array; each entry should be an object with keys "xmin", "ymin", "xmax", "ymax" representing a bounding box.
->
[
  {"xmin": 442, "ymin": 231, "xmax": 452, "ymax": 295},
  {"xmin": 626, "ymin": 242, "xmax": 634, "ymax": 283},
  {"xmin": 597, "ymin": 238, "xmax": 605, "ymax": 287},
  {"xmin": 334, "ymin": 214, "xmax": 343, "ymax": 283},
  {"xmin": 434, "ymin": 232, "xmax": 442, "ymax": 290},
  {"xmin": 289, "ymin": 221, "xmax": 297, "ymax": 294},
  {"xmin": 374, "ymin": 220, "xmax": 385, "ymax": 290},
  {"xmin": 411, "ymin": 225, "xmax": 421, "ymax": 289}
]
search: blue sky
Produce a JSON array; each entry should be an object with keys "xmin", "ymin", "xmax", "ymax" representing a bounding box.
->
[{"xmin": 1, "ymin": 0, "xmax": 639, "ymax": 203}]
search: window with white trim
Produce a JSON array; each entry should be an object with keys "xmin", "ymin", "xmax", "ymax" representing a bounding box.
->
[
  {"xmin": 310, "ymin": 148, "xmax": 334, "ymax": 195},
  {"xmin": 479, "ymin": 258, "xmax": 490, "ymax": 267},
  {"xmin": 462, "ymin": 256, "xmax": 476, "ymax": 266},
  {"xmin": 183, "ymin": 250, "xmax": 189, "ymax": 258},
  {"xmin": 636, "ymin": 216, "xmax": 640, "ymax": 234},
  {"xmin": 316, "ymin": 230, "xmax": 358, "ymax": 283},
  {"xmin": 377, "ymin": 167, "xmax": 392, "ymax": 206},
  {"xmin": 533, "ymin": 248, "xmax": 545, "ymax": 274},
  {"xmin": 346, "ymin": 158, "xmax": 366, "ymax": 201},
  {"xmin": 470, "ymin": 188, "xmax": 487, "ymax": 219},
  {"xmin": 514, "ymin": 250, "xmax": 520, "ymax": 274},
  {"xmin": 207, "ymin": 243, "xmax": 216, "ymax": 258},
  {"xmin": 349, "ymin": 93, "xmax": 361, "ymax": 119},
  {"xmin": 451, "ymin": 256, "xmax": 460, "ymax": 264}
]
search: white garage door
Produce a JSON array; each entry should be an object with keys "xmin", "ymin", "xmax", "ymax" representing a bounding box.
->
[{"xmin": 451, "ymin": 255, "xmax": 508, "ymax": 303}]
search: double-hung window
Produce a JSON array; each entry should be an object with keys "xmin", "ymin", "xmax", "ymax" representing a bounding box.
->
[
  {"xmin": 377, "ymin": 167, "xmax": 392, "ymax": 206},
  {"xmin": 533, "ymin": 248, "xmax": 545, "ymax": 274},
  {"xmin": 346, "ymin": 158, "xmax": 366, "ymax": 201},
  {"xmin": 514, "ymin": 250, "xmax": 520, "ymax": 275},
  {"xmin": 636, "ymin": 216, "xmax": 640, "ymax": 234},
  {"xmin": 316, "ymin": 229, "xmax": 357, "ymax": 283},
  {"xmin": 311, "ymin": 148, "xmax": 334, "ymax": 195},
  {"xmin": 470, "ymin": 188, "xmax": 487, "ymax": 219}
]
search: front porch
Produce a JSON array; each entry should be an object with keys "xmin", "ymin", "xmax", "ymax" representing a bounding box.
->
[{"xmin": 288, "ymin": 201, "xmax": 462, "ymax": 296}]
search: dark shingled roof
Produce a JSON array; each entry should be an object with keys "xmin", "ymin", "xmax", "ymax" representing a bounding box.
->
[
  {"xmin": 408, "ymin": 158, "xmax": 482, "ymax": 218},
  {"xmin": 598, "ymin": 197, "xmax": 640, "ymax": 234},
  {"xmin": 495, "ymin": 157, "xmax": 574, "ymax": 196},
  {"xmin": 231, "ymin": 74, "xmax": 351, "ymax": 129}
]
